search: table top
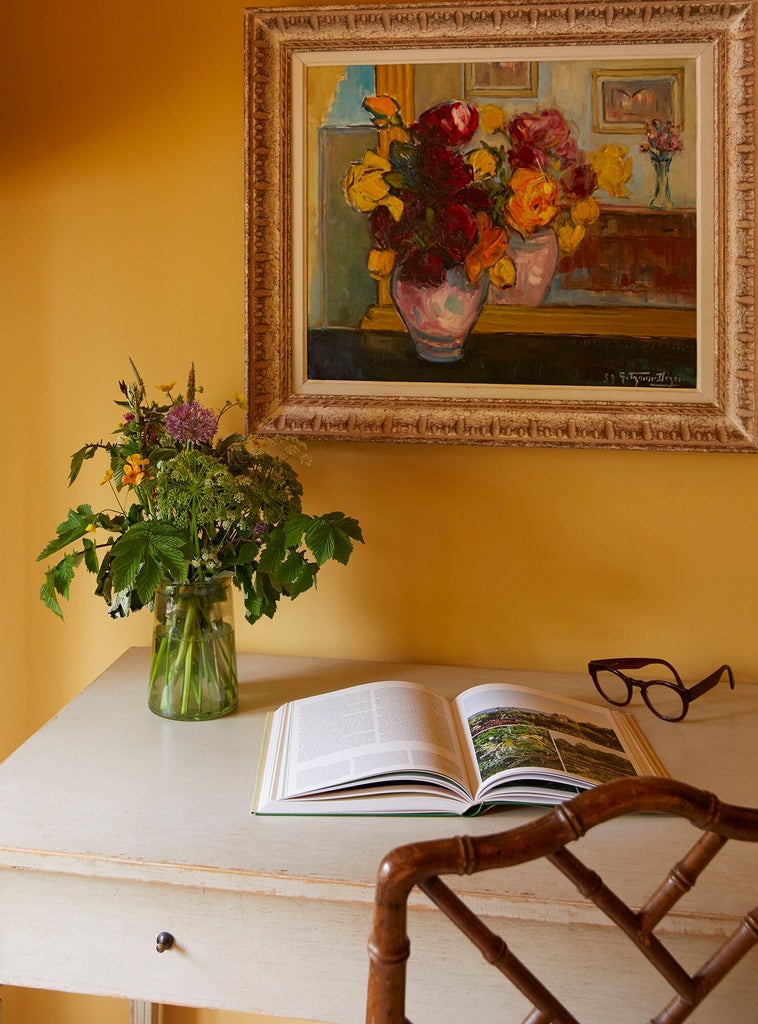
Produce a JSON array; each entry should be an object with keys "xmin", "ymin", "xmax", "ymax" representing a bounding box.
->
[{"xmin": 1, "ymin": 648, "xmax": 756, "ymax": 930}]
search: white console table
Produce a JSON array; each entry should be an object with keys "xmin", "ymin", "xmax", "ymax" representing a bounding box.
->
[{"xmin": 1, "ymin": 648, "xmax": 757, "ymax": 1022}]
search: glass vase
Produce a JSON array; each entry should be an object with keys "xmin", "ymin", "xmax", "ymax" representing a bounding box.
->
[{"xmin": 148, "ymin": 576, "xmax": 238, "ymax": 721}]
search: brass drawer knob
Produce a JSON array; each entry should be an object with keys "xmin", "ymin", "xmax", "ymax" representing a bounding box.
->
[{"xmin": 156, "ymin": 931, "xmax": 175, "ymax": 953}]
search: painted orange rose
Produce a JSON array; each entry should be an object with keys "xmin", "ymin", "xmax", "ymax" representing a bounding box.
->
[
  {"xmin": 362, "ymin": 95, "xmax": 400, "ymax": 122},
  {"xmin": 505, "ymin": 168, "xmax": 560, "ymax": 237},
  {"xmin": 464, "ymin": 214, "xmax": 510, "ymax": 285}
]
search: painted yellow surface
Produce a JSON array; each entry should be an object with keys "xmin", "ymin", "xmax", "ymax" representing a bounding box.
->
[{"xmin": 2, "ymin": 1, "xmax": 758, "ymax": 1022}]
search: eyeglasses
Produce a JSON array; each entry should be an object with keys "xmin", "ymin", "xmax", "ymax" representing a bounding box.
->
[{"xmin": 588, "ymin": 658, "xmax": 734, "ymax": 722}]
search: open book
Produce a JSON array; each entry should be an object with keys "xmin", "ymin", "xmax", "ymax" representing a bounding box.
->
[{"xmin": 253, "ymin": 678, "xmax": 667, "ymax": 816}]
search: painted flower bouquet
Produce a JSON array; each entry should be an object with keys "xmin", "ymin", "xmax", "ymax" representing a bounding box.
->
[
  {"xmin": 640, "ymin": 119, "xmax": 683, "ymax": 159},
  {"xmin": 38, "ymin": 362, "xmax": 363, "ymax": 719},
  {"xmin": 343, "ymin": 96, "xmax": 603, "ymax": 292},
  {"xmin": 640, "ymin": 119, "xmax": 682, "ymax": 210}
]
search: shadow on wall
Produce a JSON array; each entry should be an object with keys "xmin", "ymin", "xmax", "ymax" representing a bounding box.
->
[{"xmin": 1, "ymin": 0, "xmax": 236, "ymax": 171}]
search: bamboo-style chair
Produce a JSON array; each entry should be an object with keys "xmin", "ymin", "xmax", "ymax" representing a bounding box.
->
[{"xmin": 366, "ymin": 776, "xmax": 758, "ymax": 1024}]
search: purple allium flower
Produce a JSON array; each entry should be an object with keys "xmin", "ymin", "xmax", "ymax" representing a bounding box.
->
[{"xmin": 165, "ymin": 401, "xmax": 218, "ymax": 445}]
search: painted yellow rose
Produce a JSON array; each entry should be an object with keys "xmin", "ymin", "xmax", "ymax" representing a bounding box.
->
[
  {"xmin": 489, "ymin": 255, "xmax": 517, "ymax": 290},
  {"xmin": 467, "ymin": 147, "xmax": 498, "ymax": 181},
  {"xmin": 477, "ymin": 103, "xmax": 509, "ymax": 135},
  {"xmin": 367, "ymin": 248, "xmax": 395, "ymax": 280},
  {"xmin": 556, "ymin": 221, "xmax": 585, "ymax": 256},
  {"xmin": 590, "ymin": 144, "xmax": 633, "ymax": 199},
  {"xmin": 343, "ymin": 150, "xmax": 404, "ymax": 220},
  {"xmin": 571, "ymin": 196, "xmax": 600, "ymax": 227},
  {"xmin": 505, "ymin": 168, "xmax": 560, "ymax": 237}
]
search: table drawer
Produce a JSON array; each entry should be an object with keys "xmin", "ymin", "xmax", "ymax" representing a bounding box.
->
[{"xmin": 0, "ymin": 868, "xmax": 368, "ymax": 1019}]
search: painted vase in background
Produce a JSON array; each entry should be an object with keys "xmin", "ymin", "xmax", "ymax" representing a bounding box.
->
[
  {"xmin": 649, "ymin": 152, "xmax": 674, "ymax": 210},
  {"xmin": 489, "ymin": 229, "xmax": 559, "ymax": 306},
  {"xmin": 391, "ymin": 264, "xmax": 489, "ymax": 362},
  {"xmin": 148, "ymin": 575, "xmax": 238, "ymax": 721}
]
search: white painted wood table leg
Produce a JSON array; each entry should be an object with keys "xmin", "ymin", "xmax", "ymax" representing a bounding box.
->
[{"xmin": 129, "ymin": 1000, "xmax": 162, "ymax": 1024}]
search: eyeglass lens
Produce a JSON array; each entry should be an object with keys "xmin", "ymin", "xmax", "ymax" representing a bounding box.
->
[
  {"xmin": 593, "ymin": 669, "xmax": 688, "ymax": 721},
  {"xmin": 641, "ymin": 683, "xmax": 686, "ymax": 721},
  {"xmin": 593, "ymin": 669, "xmax": 630, "ymax": 706}
]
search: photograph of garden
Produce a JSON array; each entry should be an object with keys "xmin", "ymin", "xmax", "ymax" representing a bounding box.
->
[{"xmin": 468, "ymin": 706, "xmax": 636, "ymax": 783}]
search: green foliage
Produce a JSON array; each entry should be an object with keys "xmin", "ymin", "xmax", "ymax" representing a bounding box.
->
[{"xmin": 37, "ymin": 362, "xmax": 363, "ymax": 623}]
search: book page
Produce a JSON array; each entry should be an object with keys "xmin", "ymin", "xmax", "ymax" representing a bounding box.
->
[
  {"xmin": 281, "ymin": 680, "xmax": 473, "ymax": 799},
  {"xmin": 453, "ymin": 683, "xmax": 650, "ymax": 800}
]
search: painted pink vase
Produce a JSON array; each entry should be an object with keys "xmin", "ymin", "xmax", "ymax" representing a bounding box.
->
[
  {"xmin": 489, "ymin": 228, "xmax": 559, "ymax": 306},
  {"xmin": 391, "ymin": 264, "xmax": 489, "ymax": 362}
]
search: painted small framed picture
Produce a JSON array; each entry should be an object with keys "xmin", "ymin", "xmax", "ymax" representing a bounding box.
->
[
  {"xmin": 593, "ymin": 68, "xmax": 684, "ymax": 133},
  {"xmin": 464, "ymin": 61, "xmax": 538, "ymax": 97}
]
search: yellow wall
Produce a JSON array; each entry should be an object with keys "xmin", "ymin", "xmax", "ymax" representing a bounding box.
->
[{"xmin": 2, "ymin": 1, "xmax": 758, "ymax": 1022}]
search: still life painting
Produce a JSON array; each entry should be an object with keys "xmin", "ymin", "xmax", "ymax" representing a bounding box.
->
[
  {"xmin": 245, "ymin": 2, "xmax": 755, "ymax": 451},
  {"xmin": 307, "ymin": 57, "xmax": 696, "ymax": 388}
]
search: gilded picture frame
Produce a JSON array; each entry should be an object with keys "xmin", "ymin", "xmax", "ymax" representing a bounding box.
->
[{"xmin": 244, "ymin": 1, "xmax": 757, "ymax": 451}]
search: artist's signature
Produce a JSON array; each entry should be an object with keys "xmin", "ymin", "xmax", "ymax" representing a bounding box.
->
[{"xmin": 604, "ymin": 370, "xmax": 685, "ymax": 387}]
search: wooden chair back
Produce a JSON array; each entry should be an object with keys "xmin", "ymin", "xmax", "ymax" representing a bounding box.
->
[{"xmin": 366, "ymin": 776, "xmax": 758, "ymax": 1024}]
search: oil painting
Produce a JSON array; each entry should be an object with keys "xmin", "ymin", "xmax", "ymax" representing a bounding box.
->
[{"xmin": 245, "ymin": 2, "xmax": 757, "ymax": 451}]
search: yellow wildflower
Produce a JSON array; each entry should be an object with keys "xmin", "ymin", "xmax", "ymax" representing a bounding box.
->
[
  {"xmin": 590, "ymin": 144, "xmax": 633, "ymax": 199},
  {"xmin": 367, "ymin": 248, "xmax": 395, "ymax": 280},
  {"xmin": 478, "ymin": 104, "xmax": 508, "ymax": 135},
  {"xmin": 100, "ymin": 468, "xmax": 114, "ymax": 485},
  {"xmin": 86, "ymin": 522, "xmax": 97, "ymax": 533},
  {"xmin": 122, "ymin": 454, "xmax": 149, "ymax": 487},
  {"xmin": 343, "ymin": 150, "xmax": 403, "ymax": 220},
  {"xmin": 234, "ymin": 391, "xmax": 247, "ymax": 411},
  {"xmin": 156, "ymin": 380, "xmax": 177, "ymax": 393}
]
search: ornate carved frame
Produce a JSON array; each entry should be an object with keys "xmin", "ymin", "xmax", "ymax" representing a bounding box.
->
[{"xmin": 244, "ymin": 0, "xmax": 757, "ymax": 451}]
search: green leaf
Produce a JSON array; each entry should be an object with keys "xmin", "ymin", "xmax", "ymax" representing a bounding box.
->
[
  {"xmin": 305, "ymin": 512, "xmax": 364, "ymax": 566},
  {"xmin": 39, "ymin": 572, "xmax": 64, "ymax": 618},
  {"xmin": 82, "ymin": 537, "xmax": 100, "ymax": 574},
  {"xmin": 110, "ymin": 522, "xmax": 187, "ymax": 595},
  {"xmin": 39, "ymin": 556, "xmax": 77, "ymax": 617},
  {"xmin": 281, "ymin": 513, "xmax": 312, "ymax": 549},
  {"xmin": 286, "ymin": 559, "xmax": 319, "ymax": 598},
  {"xmin": 68, "ymin": 444, "xmax": 99, "ymax": 486},
  {"xmin": 37, "ymin": 505, "xmax": 96, "ymax": 560}
]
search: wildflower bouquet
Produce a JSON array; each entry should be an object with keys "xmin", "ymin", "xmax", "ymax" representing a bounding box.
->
[
  {"xmin": 38, "ymin": 362, "xmax": 363, "ymax": 719},
  {"xmin": 343, "ymin": 96, "xmax": 604, "ymax": 290}
]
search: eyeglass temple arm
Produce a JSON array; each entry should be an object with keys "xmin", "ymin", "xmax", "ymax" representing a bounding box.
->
[{"xmin": 687, "ymin": 665, "xmax": 735, "ymax": 700}]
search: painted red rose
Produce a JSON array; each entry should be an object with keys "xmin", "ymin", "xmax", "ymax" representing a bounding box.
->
[
  {"xmin": 413, "ymin": 101, "xmax": 479, "ymax": 147},
  {"xmin": 398, "ymin": 246, "xmax": 448, "ymax": 287},
  {"xmin": 509, "ymin": 109, "xmax": 572, "ymax": 154},
  {"xmin": 431, "ymin": 202, "xmax": 478, "ymax": 263},
  {"xmin": 561, "ymin": 163, "xmax": 598, "ymax": 201},
  {"xmin": 418, "ymin": 144, "xmax": 473, "ymax": 194}
]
